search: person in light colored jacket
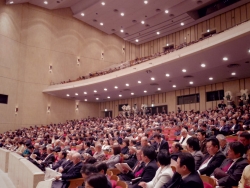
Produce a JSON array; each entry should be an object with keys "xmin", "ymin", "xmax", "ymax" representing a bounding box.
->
[
  {"xmin": 105, "ymin": 145, "xmax": 121, "ymax": 168},
  {"xmin": 239, "ymin": 149, "xmax": 250, "ymax": 188},
  {"xmin": 138, "ymin": 149, "xmax": 173, "ymax": 188}
]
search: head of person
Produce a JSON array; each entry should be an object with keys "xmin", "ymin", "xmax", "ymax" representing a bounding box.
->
[
  {"xmin": 71, "ymin": 152, "xmax": 81, "ymax": 165},
  {"xmin": 122, "ymin": 139, "xmax": 129, "ymax": 148},
  {"xmin": 128, "ymin": 146, "xmax": 137, "ymax": 155},
  {"xmin": 176, "ymin": 152, "xmax": 195, "ymax": 177},
  {"xmin": 171, "ymin": 142, "xmax": 183, "ymax": 153},
  {"xmin": 239, "ymin": 132, "xmax": 250, "ymax": 147},
  {"xmin": 227, "ymin": 141, "xmax": 245, "ymax": 159},
  {"xmin": 84, "ymin": 141, "xmax": 91, "ymax": 149},
  {"xmin": 141, "ymin": 146, "xmax": 156, "ymax": 163},
  {"xmin": 112, "ymin": 145, "xmax": 121, "ymax": 155},
  {"xmin": 85, "ymin": 174, "xmax": 108, "ymax": 188},
  {"xmin": 206, "ymin": 137, "xmax": 220, "ymax": 155},
  {"xmin": 141, "ymin": 136, "xmax": 148, "ymax": 147},
  {"xmin": 95, "ymin": 142, "xmax": 102, "ymax": 152},
  {"xmin": 200, "ymin": 124, "xmax": 207, "ymax": 131},
  {"xmin": 155, "ymin": 127, "xmax": 162, "ymax": 134},
  {"xmin": 197, "ymin": 130, "xmax": 206, "ymax": 142},
  {"xmin": 153, "ymin": 133, "xmax": 162, "ymax": 143},
  {"xmin": 58, "ymin": 150, "xmax": 67, "ymax": 160},
  {"xmin": 81, "ymin": 164, "xmax": 98, "ymax": 181},
  {"xmin": 180, "ymin": 128, "xmax": 188, "ymax": 137},
  {"xmin": 220, "ymin": 120, "xmax": 226, "ymax": 126},
  {"xmin": 136, "ymin": 149, "xmax": 142, "ymax": 161},
  {"xmin": 96, "ymin": 162, "xmax": 108, "ymax": 175},
  {"xmin": 216, "ymin": 134, "xmax": 227, "ymax": 148},
  {"xmin": 47, "ymin": 146, "xmax": 53, "ymax": 154},
  {"xmin": 186, "ymin": 137, "xmax": 200, "ymax": 152},
  {"xmin": 157, "ymin": 149, "xmax": 171, "ymax": 167}
]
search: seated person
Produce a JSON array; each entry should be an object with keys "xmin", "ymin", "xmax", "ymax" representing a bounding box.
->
[
  {"xmin": 198, "ymin": 137, "xmax": 226, "ymax": 176},
  {"xmin": 197, "ymin": 130, "xmax": 208, "ymax": 155},
  {"xmin": 230, "ymin": 118, "xmax": 241, "ymax": 134},
  {"xmin": 85, "ymin": 174, "xmax": 109, "ymax": 188},
  {"xmin": 132, "ymin": 146, "xmax": 158, "ymax": 188},
  {"xmin": 216, "ymin": 134, "xmax": 229, "ymax": 156},
  {"xmin": 179, "ymin": 128, "xmax": 191, "ymax": 149},
  {"xmin": 58, "ymin": 151, "xmax": 75, "ymax": 173},
  {"xmin": 186, "ymin": 137, "xmax": 203, "ymax": 170},
  {"xmin": 238, "ymin": 149, "xmax": 250, "ymax": 188},
  {"xmin": 212, "ymin": 141, "xmax": 248, "ymax": 187},
  {"xmin": 138, "ymin": 149, "xmax": 173, "ymax": 188},
  {"xmin": 52, "ymin": 150, "xmax": 67, "ymax": 170},
  {"xmin": 105, "ymin": 145, "xmax": 121, "ymax": 168},
  {"xmin": 96, "ymin": 162, "xmax": 112, "ymax": 188},
  {"xmin": 170, "ymin": 142, "xmax": 183, "ymax": 161},
  {"xmin": 78, "ymin": 164, "xmax": 98, "ymax": 188},
  {"xmin": 121, "ymin": 139, "xmax": 129, "ymax": 155},
  {"xmin": 162, "ymin": 152, "xmax": 203, "ymax": 188},
  {"xmin": 239, "ymin": 132, "xmax": 250, "ymax": 157},
  {"xmin": 123, "ymin": 146, "xmax": 138, "ymax": 168},
  {"xmin": 153, "ymin": 133, "xmax": 169, "ymax": 154},
  {"xmin": 93, "ymin": 142, "xmax": 106, "ymax": 162}
]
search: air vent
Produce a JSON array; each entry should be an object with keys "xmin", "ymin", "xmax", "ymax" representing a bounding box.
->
[
  {"xmin": 245, "ymin": 61, "xmax": 250, "ymax": 64},
  {"xmin": 227, "ymin": 64, "xmax": 240, "ymax": 68},
  {"xmin": 123, "ymin": 89, "xmax": 131, "ymax": 91},
  {"xmin": 146, "ymin": 70, "xmax": 152, "ymax": 73},
  {"xmin": 183, "ymin": 75, "xmax": 194, "ymax": 78},
  {"xmin": 125, "ymin": 33, "xmax": 129, "ymax": 35},
  {"xmin": 113, "ymin": 9, "xmax": 118, "ymax": 12},
  {"xmin": 169, "ymin": 14, "xmax": 174, "ymax": 17},
  {"xmin": 145, "ymin": 24, "xmax": 150, "ymax": 27},
  {"xmin": 156, "ymin": 8, "xmax": 161, "ymax": 12},
  {"xmin": 226, "ymin": 77, "xmax": 239, "ymax": 80},
  {"xmin": 132, "ymin": 20, "xmax": 137, "ymax": 23},
  {"xmin": 150, "ymin": 83, "xmax": 159, "ymax": 86},
  {"xmin": 111, "ymin": 29, "xmax": 116, "ymax": 32},
  {"xmin": 93, "ymin": 19, "xmax": 97, "ymax": 22}
]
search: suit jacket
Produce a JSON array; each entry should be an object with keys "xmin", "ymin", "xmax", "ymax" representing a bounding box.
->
[
  {"xmin": 199, "ymin": 151, "xmax": 226, "ymax": 176},
  {"xmin": 61, "ymin": 160, "xmax": 74, "ymax": 173},
  {"xmin": 52, "ymin": 158, "xmax": 66, "ymax": 170},
  {"xmin": 162, "ymin": 171, "xmax": 204, "ymax": 188},
  {"xmin": 170, "ymin": 151, "xmax": 182, "ymax": 161},
  {"xmin": 215, "ymin": 157, "xmax": 248, "ymax": 187},
  {"xmin": 200, "ymin": 139, "xmax": 208, "ymax": 155},
  {"xmin": 106, "ymin": 154, "xmax": 120, "ymax": 168},
  {"xmin": 192, "ymin": 151, "xmax": 203, "ymax": 170},
  {"xmin": 124, "ymin": 154, "xmax": 137, "ymax": 168},
  {"xmin": 218, "ymin": 125, "xmax": 230, "ymax": 136},
  {"xmin": 121, "ymin": 146, "xmax": 129, "ymax": 155},
  {"xmin": 118, "ymin": 161, "xmax": 145, "ymax": 181},
  {"xmin": 33, "ymin": 148, "xmax": 41, "ymax": 160},
  {"xmin": 132, "ymin": 160, "xmax": 158, "ymax": 188},
  {"xmin": 61, "ymin": 162, "xmax": 83, "ymax": 180},
  {"xmin": 159, "ymin": 140, "xmax": 169, "ymax": 152},
  {"xmin": 41, "ymin": 153, "xmax": 56, "ymax": 167},
  {"xmin": 146, "ymin": 165, "xmax": 173, "ymax": 188}
]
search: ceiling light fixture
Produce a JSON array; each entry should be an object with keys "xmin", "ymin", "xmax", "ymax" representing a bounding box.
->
[
  {"xmin": 182, "ymin": 69, "xmax": 186, "ymax": 72},
  {"xmin": 100, "ymin": 23, "xmax": 104, "ymax": 26},
  {"xmin": 114, "ymin": 86, "xmax": 118, "ymax": 89},
  {"xmin": 101, "ymin": 2, "xmax": 105, "ymax": 5},
  {"xmin": 84, "ymin": 99, "xmax": 87, "ymax": 101},
  {"xmin": 131, "ymin": 93, "xmax": 134, "ymax": 95},
  {"xmin": 135, "ymin": 39, "xmax": 139, "ymax": 42},
  {"xmin": 121, "ymin": 13, "xmax": 124, "ymax": 16},
  {"xmin": 120, "ymin": 29, "xmax": 124, "ymax": 33},
  {"xmin": 207, "ymin": 29, "xmax": 210, "ymax": 32},
  {"xmin": 231, "ymin": 72, "xmax": 236, "ymax": 75},
  {"xmin": 189, "ymin": 81, "xmax": 193, "ymax": 84},
  {"xmin": 158, "ymin": 88, "xmax": 161, "ymax": 90},
  {"xmin": 144, "ymin": 90, "xmax": 147, "ymax": 93},
  {"xmin": 180, "ymin": 22, "xmax": 184, "ymax": 26},
  {"xmin": 165, "ymin": 10, "xmax": 169, "ymax": 13},
  {"xmin": 223, "ymin": 57, "xmax": 228, "ymax": 61},
  {"xmin": 66, "ymin": 94, "xmax": 70, "ymax": 97},
  {"xmin": 156, "ymin": 32, "xmax": 160, "ymax": 35},
  {"xmin": 84, "ymin": 92, "xmax": 87, "ymax": 94},
  {"xmin": 10, "ymin": 1, "xmax": 14, "ymax": 4},
  {"xmin": 248, "ymin": 49, "xmax": 250, "ymax": 53},
  {"xmin": 119, "ymin": 94, "xmax": 122, "ymax": 97},
  {"xmin": 138, "ymin": 81, "xmax": 141, "ymax": 83},
  {"xmin": 151, "ymin": 77, "xmax": 155, "ymax": 80},
  {"xmin": 104, "ymin": 88, "xmax": 107, "ymax": 91},
  {"xmin": 126, "ymin": 83, "xmax": 129, "ymax": 86},
  {"xmin": 81, "ymin": 13, "xmax": 84, "ymax": 16},
  {"xmin": 75, "ymin": 93, "xmax": 78, "ymax": 96},
  {"xmin": 141, "ymin": 21, "xmax": 145, "ymax": 24},
  {"xmin": 44, "ymin": 1, "xmax": 48, "ymax": 4},
  {"xmin": 96, "ymin": 98, "xmax": 99, "ymax": 100},
  {"xmin": 209, "ymin": 77, "xmax": 213, "ymax": 80},
  {"xmin": 107, "ymin": 96, "xmax": 110, "ymax": 99},
  {"xmin": 173, "ymin": 85, "xmax": 176, "ymax": 88},
  {"xmin": 144, "ymin": 1, "xmax": 148, "ymax": 4},
  {"xmin": 94, "ymin": 90, "xmax": 97, "ymax": 93},
  {"xmin": 166, "ymin": 73, "xmax": 170, "ymax": 77},
  {"xmin": 201, "ymin": 63, "xmax": 206, "ymax": 67}
]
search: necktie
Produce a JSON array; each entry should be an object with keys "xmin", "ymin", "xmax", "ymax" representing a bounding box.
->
[
  {"xmin": 133, "ymin": 162, "xmax": 140, "ymax": 173},
  {"xmin": 201, "ymin": 155, "xmax": 212, "ymax": 166},
  {"xmin": 180, "ymin": 137, "xmax": 186, "ymax": 144},
  {"xmin": 221, "ymin": 160, "xmax": 233, "ymax": 172}
]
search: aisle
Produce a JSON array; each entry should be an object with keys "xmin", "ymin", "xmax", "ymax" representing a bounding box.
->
[{"xmin": 0, "ymin": 170, "xmax": 16, "ymax": 188}]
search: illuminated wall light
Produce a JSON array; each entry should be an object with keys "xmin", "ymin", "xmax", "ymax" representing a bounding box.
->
[
  {"xmin": 120, "ymin": 29, "xmax": 124, "ymax": 33},
  {"xmin": 84, "ymin": 99, "xmax": 87, "ymax": 101},
  {"xmin": 94, "ymin": 90, "xmax": 97, "ymax": 93},
  {"xmin": 84, "ymin": 92, "xmax": 87, "ymax": 94},
  {"xmin": 96, "ymin": 98, "xmax": 99, "ymax": 100},
  {"xmin": 156, "ymin": 32, "xmax": 160, "ymax": 35},
  {"xmin": 131, "ymin": 93, "xmax": 134, "ymax": 95},
  {"xmin": 114, "ymin": 86, "xmax": 118, "ymax": 89},
  {"xmin": 231, "ymin": 72, "xmax": 236, "ymax": 76},
  {"xmin": 207, "ymin": 29, "xmax": 210, "ymax": 32},
  {"xmin": 10, "ymin": 1, "xmax": 14, "ymax": 4},
  {"xmin": 75, "ymin": 93, "xmax": 78, "ymax": 96},
  {"xmin": 107, "ymin": 96, "xmax": 110, "ymax": 99},
  {"xmin": 66, "ymin": 94, "xmax": 70, "ymax": 97},
  {"xmin": 151, "ymin": 77, "xmax": 155, "ymax": 80},
  {"xmin": 144, "ymin": 90, "xmax": 147, "ymax": 93},
  {"xmin": 104, "ymin": 109, "xmax": 107, "ymax": 111}
]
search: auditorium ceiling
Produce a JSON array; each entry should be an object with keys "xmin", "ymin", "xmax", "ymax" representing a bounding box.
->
[{"xmin": 5, "ymin": 0, "xmax": 250, "ymax": 44}]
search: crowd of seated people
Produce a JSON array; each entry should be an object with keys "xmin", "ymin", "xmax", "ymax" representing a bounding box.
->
[
  {"xmin": 49, "ymin": 19, "xmax": 250, "ymax": 86},
  {"xmin": 0, "ymin": 102, "xmax": 250, "ymax": 188}
]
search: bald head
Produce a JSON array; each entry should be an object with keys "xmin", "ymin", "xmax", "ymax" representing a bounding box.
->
[{"xmin": 72, "ymin": 153, "xmax": 81, "ymax": 165}]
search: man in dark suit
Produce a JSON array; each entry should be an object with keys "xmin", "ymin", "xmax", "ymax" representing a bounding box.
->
[
  {"xmin": 198, "ymin": 137, "xmax": 226, "ymax": 176},
  {"xmin": 197, "ymin": 130, "xmax": 207, "ymax": 155},
  {"xmin": 212, "ymin": 141, "xmax": 248, "ymax": 187},
  {"xmin": 132, "ymin": 146, "xmax": 158, "ymax": 188},
  {"xmin": 40, "ymin": 146, "xmax": 56, "ymax": 167},
  {"xmin": 153, "ymin": 133, "xmax": 169, "ymax": 154},
  {"xmin": 52, "ymin": 150, "xmax": 67, "ymax": 170},
  {"xmin": 123, "ymin": 146, "xmax": 138, "ymax": 168},
  {"xmin": 162, "ymin": 152, "xmax": 203, "ymax": 188}
]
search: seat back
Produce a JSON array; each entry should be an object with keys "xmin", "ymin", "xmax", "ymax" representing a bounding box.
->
[{"xmin": 200, "ymin": 175, "xmax": 216, "ymax": 188}]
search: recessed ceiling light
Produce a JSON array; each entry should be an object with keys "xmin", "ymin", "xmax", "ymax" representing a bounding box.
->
[
  {"xmin": 66, "ymin": 94, "xmax": 70, "ymax": 97},
  {"xmin": 121, "ymin": 13, "xmax": 125, "ymax": 16},
  {"xmin": 248, "ymin": 49, "xmax": 250, "ymax": 53},
  {"xmin": 231, "ymin": 72, "xmax": 236, "ymax": 75},
  {"xmin": 119, "ymin": 94, "xmax": 122, "ymax": 97},
  {"xmin": 75, "ymin": 93, "xmax": 78, "ymax": 96},
  {"xmin": 144, "ymin": 90, "xmax": 147, "ymax": 93},
  {"xmin": 156, "ymin": 32, "xmax": 160, "ymax": 35},
  {"xmin": 180, "ymin": 22, "xmax": 184, "ymax": 26},
  {"xmin": 189, "ymin": 81, "xmax": 193, "ymax": 84},
  {"xmin": 138, "ymin": 81, "xmax": 141, "ymax": 83},
  {"xmin": 207, "ymin": 29, "xmax": 210, "ymax": 32},
  {"xmin": 10, "ymin": 1, "xmax": 14, "ymax": 4},
  {"xmin": 151, "ymin": 77, "xmax": 155, "ymax": 80},
  {"xmin": 107, "ymin": 96, "xmax": 110, "ymax": 99},
  {"xmin": 135, "ymin": 39, "xmax": 139, "ymax": 42},
  {"xmin": 201, "ymin": 64, "xmax": 206, "ymax": 67},
  {"xmin": 173, "ymin": 85, "xmax": 176, "ymax": 88},
  {"xmin": 182, "ymin": 69, "xmax": 186, "ymax": 72},
  {"xmin": 84, "ymin": 99, "xmax": 87, "ymax": 101},
  {"xmin": 209, "ymin": 77, "xmax": 213, "ymax": 80},
  {"xmin": 141, "ymin": 21, "xmax": 145, "ymax": 24},
  {"xmin": 84, "ymin": 92, "xmax": 87, "ymax": 94},
  {"xmin": 94, "ymin": 90, "xmax": 97, "ymax": 93},
  {"xmin": 81, "ymin": 13, "xmax": 84, "ymax": 16},
  {"xmin": 100, "ymin": 23, "xmax": 104, "ymax": 26},
  {"xmin": 44, "ymin": 1, "xmax": 48, "ymax": 4},
  {"xmin": 126, "ymin": 83, "xmax": 129, "ymax": 86},
  {"xmin": 131, "ymin": 93, "xmax": 134, "ymax": 95},
  {"xmin": 223, "ymin": 57, "xmax": 228, "ymax": 61},
  {"xmin": 166, "ymin": 44, "xmax": 169, "ymax": 46},
  {"xmin": 104, "ymin": 88, "xmax": 107, "ymax": 91},
  {"xmin": 104, "ymin": 109, "xmax": 107, "ymax": 111},
  {"xmin": 166, "ymin": 73, "xmax": 170, "ymax": 77},
  {"xmin": 114, "ymin": 86, "xmax": 118, "ymax": 89},
  {"xmin": 101, "ymin": 2, "xmax": 105, "ymax": 5},
  {"xmin": 144, "ymin": 1, "xmax": 148, "ymax": 4},
  {"xmin": 165, "ymin": 10, "xmax": 169, "ymax": 13},
  {"xmin": 120, "ymin": 29, "xmax": 124, "ymax": 33},
  {"xmin": 96, "ymin": 98, "xmax": 99, "ymax": 100},
  {"xmin": 158, "ymin": 88, "xmax": 161, "ymax": 90}
]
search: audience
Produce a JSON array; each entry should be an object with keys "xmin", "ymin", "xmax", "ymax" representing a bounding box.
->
[
  {"xmin": 179, "ymin": 128, "xmax": 191, "ymax": 149},
  {"xmin": 153, "ymin": 133, "xmax": 169, "ymax": 154},
  {"xmin": 105, "ymin": 145, "xmax": 121, "ymax": 168},
  {"xmin": 197, "ymin": 130, "xmax": 208, "ymax": 155},
  {"xmin": 186, "ymin": 137, "xmax": 203, "ymax": 170},
  {"xmin": 216, "ymin": 134, "xmax": 229, "ymax": 156},
  {"xmin": 170, "ymin": 142, "xmax": 183, "ymax": 161}
]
